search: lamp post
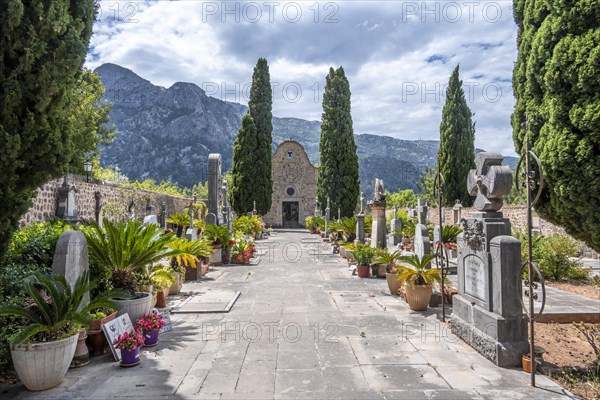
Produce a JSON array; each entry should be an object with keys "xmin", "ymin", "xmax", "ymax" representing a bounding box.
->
[{"xmin": 83, "ymin": 161, "xmax": 92, "ymax": 183}]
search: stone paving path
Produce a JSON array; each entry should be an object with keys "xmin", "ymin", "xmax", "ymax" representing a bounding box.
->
[{"xmin": 3, "ymin": 231, "xmax": 574, "ymax": 399}]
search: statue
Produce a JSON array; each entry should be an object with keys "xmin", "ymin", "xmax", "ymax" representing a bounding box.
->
[{"xmin": 373, "ymin": 179, "xmax": 386, "ymax": 202}]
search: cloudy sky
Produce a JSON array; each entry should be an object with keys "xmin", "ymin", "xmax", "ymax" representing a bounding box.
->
[{"xmin": 86, "ymin": 0, "xmax": 519, "ymax": 155}]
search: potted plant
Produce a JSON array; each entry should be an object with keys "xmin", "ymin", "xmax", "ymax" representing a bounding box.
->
[
  {"xmin": 136, "ymin": 312, "xmax": 167, "ymax": 347},
  {"xmin": 166, "ymin": 212, "xmax": 190, "ymax": 237},
  {"xmin": 0, "ymin": 272, "xmax": 118, "ymax": 391},
  {"xmin": 374, "ymin": 249, "xmax": 402, "ymax": 294},
  {"xmin": 151, "ymin": 267, "xmax": 176, "ymax": 308},
  {"xmin": 395, "ymin": 254, "xmax": 440, "ymax": 311},
  {"xmin": 83, "ymin": 219, "xmax": 179, "ymax": 322},
  {"xmin": 87, "ymin": 307, "xmax": 117, "ymax": 356},
  {"xmin": 231, "ymin": 241, "xmax": 253, "ymax": 264},
  {"xmin": 351, "ymin": 244, "xmax": 375, "ymax": 278},
  {"xmin": 202, "ymin": 224, "xmax": 232, "ymax": 265},
  {"xmin": 168, "ymin": 237, "xmax": 212, "ymax": 283},
  {"xmin": 113, "ymin": 329, "xmax": 145, "ymax": 367}
]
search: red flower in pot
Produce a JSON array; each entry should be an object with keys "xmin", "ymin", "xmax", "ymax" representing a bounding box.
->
[
  {"xmin": 113, "ymin": 329, "xmax": 145, "ymax": 367},
  {"xmin": 136, "ymin": 312, "xmax": 167, "ymax": 347}
]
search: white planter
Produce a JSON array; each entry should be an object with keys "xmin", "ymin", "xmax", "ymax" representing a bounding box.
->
[
  {"xmin": 209, "ymin": 246, "xmax": 222, "ymax": 265},
  {"xmin": 115, "ymin": 292, "xmax": 152, "ymax": 322},
  {"xmin": 10, "ymin": 333, "xmax": 78, "ymax": 391}
]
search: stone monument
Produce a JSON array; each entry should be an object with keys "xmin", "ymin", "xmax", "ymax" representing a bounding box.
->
[
  {"xmin": 451, "ymin": 152, "xmax": 528, "ymax": 367},
  {"xmin": 368, "ymin": 179, "xmax": 386, "ymax": 248},
  {"xmin": 413, "ymin": 198, "xmax": 431, "ymax": 261},
  {"xmin": 207, "ymin": 154, "xmax": 223, "ymax": 225},
  {"xmin": 51, "ymin": 231, "xmax": 89, "ymax": 367},
  {"xmin": 355, "ymin": 192, "xmax": 365, "ymax": 244},
  {"xmin": 388, "ymin": 206, "xmax": 402, "ymax": 245},
  {"xmin": 55, "ymin": 176, "xmax": 79, "ymax": 222}
]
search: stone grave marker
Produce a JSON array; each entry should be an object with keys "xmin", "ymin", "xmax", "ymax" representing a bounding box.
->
[
  {"xmin": 433, "ymin": 225, "xmax": 441, "ymax": 245},
  {"xmin": 368, "ymin": 179, "xmax": 387, "ymax": 248},
  {"xmin": 451, "ymin": 152, "xmax": 528, "ymax": 367},
  {"xmin": 389, "ymin": 206, "xmax": 402, "ymax": 245},
  {"xmin": 208, "ymin": 153, "xmax": 223, "ymax": 225}
]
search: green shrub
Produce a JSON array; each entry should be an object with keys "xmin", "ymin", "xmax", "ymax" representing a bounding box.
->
[{"xmin": 351, "ymin": 244, "xmax": 375, "ymax": 266}]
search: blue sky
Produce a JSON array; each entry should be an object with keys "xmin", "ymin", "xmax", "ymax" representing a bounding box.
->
[{"xmin": 87, "ymin": 0, "xmax": 519, "ymax": 155}]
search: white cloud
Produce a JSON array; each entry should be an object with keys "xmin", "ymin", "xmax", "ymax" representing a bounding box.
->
[{"xmin": 88, "ymin": 0, "xmax": 519, "ymax": 155}]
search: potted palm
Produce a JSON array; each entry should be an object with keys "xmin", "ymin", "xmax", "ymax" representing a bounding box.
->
[
  {"xmin": 395, "ymin": 254, "xmax": 440, "ymax": 311},
  {"xmin": 202, "ymin": 224, "xmax": 231, "ymax": 265},
  {"xmin": 83, "ymin": 219, "xmax": 178, "ymax": 322},
  {"xmin": 166, "ymin": 212, "xmax": 190, "ymax": 237},
  {"xmin": 373, "ymin": 249, "xmax": 402, "ymax": 294},
  {"xmin": 169, "ymin": 237, "xmax": 212, "ymax": 283},
  {"xmin": 351, "ymin": 244, "xmax": 375, "ymax": 278},
  {"xmin": 0, "ymin": 272, "xmax": 118, "ymax": 391}
]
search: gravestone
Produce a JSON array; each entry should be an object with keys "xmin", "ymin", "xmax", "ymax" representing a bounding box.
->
[
  {"xmin": 205, "ymin": 212, "xmax": 217, "ymax": 226},
  {"xmin": 433, "ymin": 225, "xmax": 441, "ymax": 245},
  {"xmin": 56, "ymin": 177, "xmax": 80, "ymax": 222},
  {"xmin": 368, "ymin": 179, "xmax": 387, "ymax": 248},
  {"xmin": 143, "ymin": 215, "xmax": 158, "ymax": 226},
  {"xmin": 51, "ymin": 231, "xmax": 89, "ymax": 367},
  {"xmin": 451, "ymin": 152, "xmax": 528, "ymax": 367},
  {"xmin": 221, "ymin": 180, "xmax": 232, "ymax": 231},
  {"xmin": 416, "ymin": 198, "xmax": 428, "ymax": 225},
  {"xmin": 452, "ymin": 200, "xmax": 463, "ymax": 225},
  {"xmin": 208, "ymin": 154, "xmax": 223, "ymax": 225},
  {"xmin": 413, "ymin": 224, "xmax": 431, "ymax": 263},
  {"xmin": 159, "ymin": 203, "xmax": 167, "ymax": 228},
  {"xmin": 388, "ymin": 206, "xmax": 402, "ymax": 245}
]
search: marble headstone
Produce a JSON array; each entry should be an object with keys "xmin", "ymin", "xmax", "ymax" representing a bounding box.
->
[{"xmin": 52, "ymin": 231, "xmax": 89, "ymax": 306}]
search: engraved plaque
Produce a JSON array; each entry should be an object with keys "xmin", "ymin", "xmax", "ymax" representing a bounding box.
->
[{"xmin": 463, "ymin": 254, "xmax": 486, "ymax": 302}]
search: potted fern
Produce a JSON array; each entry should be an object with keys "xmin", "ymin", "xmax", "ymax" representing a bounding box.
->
[
  {"xmin": 0, "ymin": 272, "xmax": 118, "ymax": 391},
  {"xmin": 395, "ymin": 254, "xmax": 441, "ymax": 311}
]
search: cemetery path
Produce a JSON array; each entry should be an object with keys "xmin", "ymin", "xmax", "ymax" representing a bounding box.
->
[{"xmin": 4, "ymin": 231, "xmax": 573, "ymax": 399}]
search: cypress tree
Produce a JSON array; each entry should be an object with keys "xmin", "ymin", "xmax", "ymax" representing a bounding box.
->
[
  {"xmin": 317, "ymin": 67, "xmax": 360, "ymax": 218},
  {"xmin": 247, "ymin": 58, "xmax": 273, "ymax": 215},
  {"xmin": 0, "ymin": 1, "xmax": 97, "ymax": 259},
  {"xmin": 230, "ymin": 114, "xmax": 259, "ymax": 215},
  {"xmin": 512, "ymin": 0, "xmax": 600, "ymax": 251},
  {"xmin": 437, "ymin": 65, "xmax": 476, "ymax": 206}
]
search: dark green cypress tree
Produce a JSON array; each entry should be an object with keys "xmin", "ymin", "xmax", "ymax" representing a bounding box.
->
[
  {"xmin": 437, "ymin": 65, "xmax": 476, "ymax": 206},
  {"xmin": 512, "ymin": 0, "xmax": 600, "ymax": 251},
  {"xmin": 230, "ymin": 114, "xmax": 259, "ymax": 215},
  {"xmin": 247, "ymin": 58, "xmax": 273, "ymax": 215},
  {"xmin": 317, "ymin": 67, "xmax": 360, "ymax": 217},
  {"xmin": 0, "ymin": 1, "xmax": 96, "ymax": 259}
]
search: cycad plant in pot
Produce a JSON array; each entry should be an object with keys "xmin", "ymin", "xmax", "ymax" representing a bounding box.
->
[
  {"xmin": 169, "ymin": 238, "xmax": 212, "ymax": 282},
  {"xmin": 373, "ymin": 250, "xmax": 402, "ymax": 294},
  {"xmin": 147, "ymin": 266, "xmax": 176, "ymax": 308},
  {"xmin": 395, "ymin": 254, "xmax": 440, "ymax": 311},
  {"xmin": 83, "ymin": 219, "xmax": 177, "ymax": 322},
  {"xmin": 0, "ymin": 272, "xmax": 118, "ymax": 391},
  {"xmin": 202, "ymin": 224, "xmax": 231, "ymax": 265},
  {"xmin": 166, "ymin": 212, "xmax": 190, "ymax": 237},
  {"xmin": 351, "ymin": 244, "xmax": 375, "ymax": 278}
]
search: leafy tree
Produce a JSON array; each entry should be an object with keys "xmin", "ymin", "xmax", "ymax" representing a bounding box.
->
[
  {"xmin": 417, "ymin": 166, "xmax": 436, "ymax": 205},
  {"xmin": 512, "ymin": 0, "xmax": 600, "ymax": 251},
  {"xmin": 386, "ymin": 189, "xmax": 417, "ymax": 209},
  {"xmin": 247, "ymin": 58, "xmax": 273, "ymax": 215},
  {"xmin": 0, "ymin": 1, "xmax": 97, "ymax": 259},
  {"xmin": 317, "ymin": 67, "xmax": 360, "ymax": 217},
  {"xmin": 231, "ymin": 114, "xmax": 259, "ymax": 215},
  {"xmin": 437, "ymin": 65, "xmax": 476, "ymax": 206}
]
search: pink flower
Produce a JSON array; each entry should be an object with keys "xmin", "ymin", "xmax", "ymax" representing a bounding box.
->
[
  {"xmin": 113, "ymin": 329, "xmax": 145, "ymax": 350},
  {"xmin": 136, "ymin": 312, "xmax": 167, "ymax": 332}
]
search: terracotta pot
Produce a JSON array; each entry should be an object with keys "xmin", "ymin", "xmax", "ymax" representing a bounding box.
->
[
  {"xmin": 70, "ymin": 329, "xmax": 90, "ymax": 368},
  {"xmin": 86, "ymin": 329, "xmax": 107, "ymax": 356},
  {"xmin": 185, "ymin": 264, "xmax": 200, "ymax": 281},
  {"xmin": 386, "ymin": 272, "xmax": 401, "ymax": 295},
  {"xmin": 357, "ymin": 265, "xmax": 370, "ymax": 278},
  {"xmin": 522, "ymin": 354, "xmax": 532, "ymax": 373},
  {"xmin": 90, "ymin": 311, "xmax": 117, "ymax": 331},
  {"xmin": 156, "ymin": 288, "xmax": 168, "ymax": 308},
  {"xmin": 403, "ymin": 284, "xmax": 433, "ymax": 311}
]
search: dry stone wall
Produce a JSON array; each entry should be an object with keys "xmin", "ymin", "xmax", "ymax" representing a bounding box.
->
[{"xmin": 20, "ymin": 175, "xmax": 195, "ymax": 227}]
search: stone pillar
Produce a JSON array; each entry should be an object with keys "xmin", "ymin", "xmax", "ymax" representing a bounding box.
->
[
  {"xmin": 369, "ymin": 203, "xmax": 386, "ymax": 248},
  {"xmin": 355, "ymin": 213, "xmax": 365, "ymax": 244}
]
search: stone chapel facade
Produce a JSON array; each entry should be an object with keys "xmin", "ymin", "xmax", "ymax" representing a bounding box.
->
[{"xmin": 263, "ymin": 140, "xmax": 317, "ymax": 228}]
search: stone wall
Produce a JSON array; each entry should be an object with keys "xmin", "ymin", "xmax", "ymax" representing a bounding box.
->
[
  {"xmin": 20, "ymin": 175, "xmax": 196, "ymax": 227},
  {"xmin": 427, "ymin": 205, "xmax": 598, "ymax": 259},
  {"xmin": 263, "ymin": 140, "xmax": 317, "ymax": 227}
]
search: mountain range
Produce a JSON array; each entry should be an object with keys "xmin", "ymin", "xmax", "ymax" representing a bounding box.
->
[{"xmin": 95, "ymin": 63, "xmax": 515, "ymax": 196}]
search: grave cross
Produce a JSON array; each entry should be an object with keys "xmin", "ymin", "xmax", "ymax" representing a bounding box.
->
[
  {"xmin": 467, "ymin": 152, "xmax": 513, "ymax": 211},
  {"xmin": 416, "ymin": 198, "xmax": 428, "ymax": 225}
]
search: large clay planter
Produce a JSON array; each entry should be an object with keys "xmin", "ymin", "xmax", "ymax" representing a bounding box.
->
[
  {"xmin": 10, "ymin": 333, "xmax": 78, "ymax": 391},
  {"xmin": 185, "ymin": 264, "xmax": 201, "ymax": 281},
  {"xmin": 376, "ymin": 264, "xmax": 387, "ymax": 278},
  {"xmin": 169, "ymin": 272, "xmax": 182, "ymax": 295},
  {"xmin": 115, "ymin": 292, "xmax": 152, "ymax": 323},
  {"xmin": 156, "ymin": 287, "xmax": 169, "ymax": 308},
  {"xmin": 404, "ymin": 284, "xmax": 433, "ymax": 311},
  {"xmin": 356, "ymin": 265, "xmax": 370, "ymax": 278},
  {"xmin": 386, "ymin": 272, "xmax": 401, "ymax": 295}
]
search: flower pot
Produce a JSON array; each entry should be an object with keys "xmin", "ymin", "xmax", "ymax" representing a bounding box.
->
[
  {"xmin": 69, "ymin": 329, "xmax": 90, "ymax": 369},
  {"xmin": 404, "ymin": 284, "xmax": 433, "ymax": 311},
  {"xmin": 357, "ymin": 265, "xmax": 370, "ymax": 278},
  {"xmin": 120, "ymin": 346, "xmax": 141, "ymax": 367},
  {"xmin": 90, "ymin": 311, "xmax": 117, "ymax": 331},
  {"xmin": 376, "ymin": 264, "xmax": 387, "ymax": 278},
  {"xmin": 10, "ymin": 333, "xmax": 78, "ymax": 391},
  {"xmin": 115, "ymin": 292, "xmax": 152, "ymax": 323},
  {"xmin": 169, "ymin": 272, "xmax": 182, "ymax": 295},
  {"xmin": 156, "ymin": 288, "xmax": 168, "ymax": 308},
  {"xmin": 339, "ymin": 246, "xmax": 347, "ymax": 259},
  {"xmin": 522, "ymin": 354, "xmax": 532, "ymax": 373},
  {"xmin": 386, "ymin": 272, "xmax": 401, "ymax": 295},
  {"xmin": 185, "ymin": 264, "xmax": 201, "ymax": 281},
  {"xmin": 200, "ymin": 264, "xmax": 209, "ymax": 276},
  {"xmin": 209, "ymin": 245, "xmax": 222, "ymax": 265},
  {"xmin": 86, "ymin": 329, "xmax": 107, "ymax": 356},
  {"xmin": 142, "ymin": 330, "xmax": 160, "ymax": 347}
]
